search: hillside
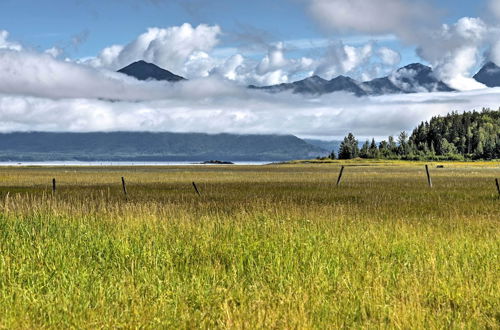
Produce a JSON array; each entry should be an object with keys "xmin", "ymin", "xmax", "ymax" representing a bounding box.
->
[
  {"xmin": 0, "ymin": 132, "xmax": 326, "ymax": 161},
  {"xmin": 334, "ymin": 108, "xmax": 500, "ymax": 161},
  {"xmin": 409, "ymin": 108, "xmax": 500, "ymax": 159}
]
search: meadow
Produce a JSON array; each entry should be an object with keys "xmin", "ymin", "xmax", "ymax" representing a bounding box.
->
[{"xmin": 0, "ymin": 162, "xmax": 498, "ymax": 328}]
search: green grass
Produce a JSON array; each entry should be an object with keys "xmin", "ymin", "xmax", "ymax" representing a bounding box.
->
[{"xmin": 0, "ymin": 162, "xmax": 499, "ymax": 328}]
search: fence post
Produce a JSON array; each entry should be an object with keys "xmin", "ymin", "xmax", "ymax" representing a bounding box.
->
[
  {"xmin": 425, "ymin": 165, "xmax": 432, "ymax": 188},
  {"xmin": 336, "ymin": 166, "xmax": 345, "ymax": 186},
  {"xmin": 52, "ymin": 178, "xmax": 56, "ymax": 193},
  {"xmin": 121, "ymin": 177, "xmax": 128, "ymax": 200},
  {"xmin": 496, "ymin": 178, "xmax": 500, "ymax": 197},
  {"xmin": 192, "ymin": 182, "xmax": 201, "ymax": 196}
]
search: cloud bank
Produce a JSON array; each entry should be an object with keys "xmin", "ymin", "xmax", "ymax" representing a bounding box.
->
[{"xmin": 1, "ymin": 82, "xmax": 498, "ymax": 139}]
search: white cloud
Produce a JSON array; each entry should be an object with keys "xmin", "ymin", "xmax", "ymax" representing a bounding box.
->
[
  {"xmin": 1, "ymin": 83, "xmax": 499, "ymax": 139},
  {"xmin": 378, "ymin": 47, "xmax": 401, "ymax": 66},
  {"xmin": 0, "ymin": 49, "xmax": 172, "ymax": 100},
  {"xmin": 0, "ymin": 30, "xmax": 22, "ymax": 51},
  {"xmin": 44, "ymin": 47, "xmax": 63, "ymax": 58},
  {"xmin": 210, "ymin": 43, "xmax": 316, "ymax": 86},
  {"xmin": 304, "ymin": 1, "xmax": 500, "ymax": 90},
  {"xmin": 212, "ymin": 54, "xmax": 245, "ymax": 80},
  {"xmin": 314, "ymin": 42, "xmax": 373, "ymax": 79},
  {"xmin": 417, "ymin": 17, "xmax": 488, "ymax": 90},
  {"xmin": 256, "ymin": 42, "xmax": 288, "ymax": 75},
  {"xmin": 80, "ymin": 23, "xmax": 404, "ymax": 85},
  {"xmin": 87, "ymin": 24, "xmax": 222, "ymax": 77}
]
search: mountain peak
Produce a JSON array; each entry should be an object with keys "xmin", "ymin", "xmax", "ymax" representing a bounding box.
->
[
  {"xmin": 399, "ymin": 63, "xmax": 431, "ymax": 72},
  {"xmin": 325, "ymin": 75, "xmax": 366, "ymax": 96},
  {"xmin": 304, "ymin": 75, "xmax": 327, "ymax": 83},
  {"xmin": 117, "ymin": 61, "xmax": 186, "ymax": 82},
  {"xmin": 392, "ymin": 63, "xmax": 454, "ymax": 93},
  {"xmin": 473, "ymin": 61, "xmax": 500, "ymax": 87},
  {"xmin": 481, "ymin": 61, "xmax": 499, "ymax": 70},
  {"xmin": 330, "ymin": 75, "xmax": 356, "ymax": 81}
]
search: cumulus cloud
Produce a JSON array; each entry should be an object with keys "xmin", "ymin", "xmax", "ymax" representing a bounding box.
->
[
  {"xmin": 248, "ymin": 43, "xmax": 316, "ymax": 85},
  {"xmin": 209, "ymin": 43, "xmax": 316, "ymax": 86},
  {"xmin": 209, "ymin": 41, "xmax": 399, "ymax": 85},
  {"xmin": 82, "ymin": 23, "xmax": 403, "ymax": 86},
  {"xmin": 87, "ymin": 23, "xmax": 222, "ymax": 77},
  {"xmin": 416, "ymin": 17, "xmax": 488, "ymax": 90},
  {"xmin": 314, "ymin": 42, "xmax": 373, "ymax": 79},
  {"xmin": 378, "ymin": 47, "xmax": 401, "ymax": 66}
]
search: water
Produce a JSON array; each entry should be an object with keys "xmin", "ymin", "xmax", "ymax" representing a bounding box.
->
[{"xmin": 0, "ymin": 161, "xmax": 275, "ymax": 167}]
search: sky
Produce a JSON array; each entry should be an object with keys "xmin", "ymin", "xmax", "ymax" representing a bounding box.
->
[{"xmin": 0, "ymin": 0, "xmax": 499, "ymax": 139}]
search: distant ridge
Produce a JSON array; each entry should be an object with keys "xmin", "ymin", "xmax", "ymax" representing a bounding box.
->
[
  {"xmin": 250, "ymin": 63, "xmax": 455, "ymax": 96},
  {"xmin": 0, "ymin": 132, "xmax": 326, "ymax": 161},
  {"xmin": 473, "ymin": 61, "xmax": 500, "ymax": 87},
  {"xmin": 117, "ymin": 60, "xmax": 186, "ymax": 82}
]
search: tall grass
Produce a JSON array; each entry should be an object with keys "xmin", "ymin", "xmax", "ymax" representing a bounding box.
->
[{"xmin": 0, "ymin": 163, "xmax": 499, "ymax": 328}]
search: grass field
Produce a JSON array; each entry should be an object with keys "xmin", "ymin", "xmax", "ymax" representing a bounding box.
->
[{"xmin": 0, "ymin": 162, "xmax": 499, "ymax": 328}]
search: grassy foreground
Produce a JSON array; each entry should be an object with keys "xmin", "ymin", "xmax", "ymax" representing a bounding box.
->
[{"xmin": 0, "ymin": 162, "xmax": 499, "ymax": 328}]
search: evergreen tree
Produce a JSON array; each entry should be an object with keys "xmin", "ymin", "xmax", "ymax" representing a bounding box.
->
[
  {"xmin": 369, "ymin": 138, "xmax": 379, "ymax": 158},
  {"xmin": 388, "ymin": 136, "xmax": 398, "ymax": 155},
  {"xmin": 360, "ymin": 140, "xmax": 370, "ymax": 158},
  {"xmin": 338, "ymin": 133, "xmax": 359, "ymax": 159}
]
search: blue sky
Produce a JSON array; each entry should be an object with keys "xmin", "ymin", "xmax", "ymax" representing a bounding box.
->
[{"xmin": 0, "ymin": 0, "xmax": 489, "ymax": 63}]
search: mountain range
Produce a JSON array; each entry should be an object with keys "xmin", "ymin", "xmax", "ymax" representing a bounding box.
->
[
  {"xmin": 118, "ymin": 60, "xmax": 500, "ymax": 96},
  {"xmin": 249, "ymin": 63, "xmax": 456, "ymax": 96}
]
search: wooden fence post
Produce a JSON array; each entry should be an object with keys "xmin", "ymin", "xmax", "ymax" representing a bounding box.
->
[
  {"xmin": 425, "ymin": 165, "xmax": 432, "ymax": 188},
  {"xmin": 192, "ymin": 182, "xmax": 201, "ymax": 196},
  {"xmin": 336, "ymin": 166, "xmax": 345, "ymax": 186},
  {"xmin": 52, "ymin": 178, "xmax": 56, "ymax": 193},
  {"xmin": 495, "ymin": 178, "xmax": 500, "ymax": 197},
  {"xmin": 121, "ymin": 177, "xmax": 128, "ymax": 200}
]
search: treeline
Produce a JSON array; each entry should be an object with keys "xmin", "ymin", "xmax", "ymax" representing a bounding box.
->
[{"xmin": 330, "ymin": 108, "xmax": 500, "ymax": 161}]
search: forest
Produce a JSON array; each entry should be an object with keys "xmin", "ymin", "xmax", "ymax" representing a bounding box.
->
[{"xmin": 334, "ymin": 108, "xmax": 500, "ymax": 160}]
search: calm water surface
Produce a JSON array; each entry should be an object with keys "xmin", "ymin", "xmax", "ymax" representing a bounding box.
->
[{"xmin": 0, "ymin": 161, "xmax": 274, "ymax": 167}]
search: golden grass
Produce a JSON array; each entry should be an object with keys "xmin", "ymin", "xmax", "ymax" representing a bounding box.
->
[{"xmin": 0, "ymin": 162, "xmax": 499, "ymax": 328}]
